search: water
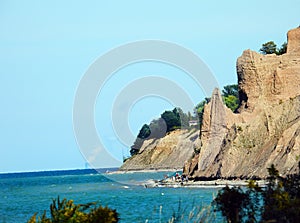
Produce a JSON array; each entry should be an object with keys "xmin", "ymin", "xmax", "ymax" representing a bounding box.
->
[{"xmin": 0, "ymin": 169, "xmax": 221, "ymax": 223}]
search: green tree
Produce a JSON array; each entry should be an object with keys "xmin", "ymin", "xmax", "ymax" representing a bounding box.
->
[
  {"xmin": 222, "ymin": 84, "xmax": 238, "ymax": 98},
  {"xmin": 187, "ymin": 111, "xmax": 191, "ymax": 121},
  {"xmin": 137, "ymin": 124, "xmax": 151, "ymax": 139},
  {"xmin": 161, "ymin": 108, "xmax": 181, "ymax": 132},
  {"xmin": 148, "ymin": 118, "xmax": 166, "ymax": 139},
  {"xmin": 176, "ymin": 107, "xmax": 189, "ymax": 129},
  {"xmin": 130, "ymin": 124, "xmax": 151, "ymax": 156},
  {"xmin": 261, "ymin": 164, "xmax": 288, "ymax": 222},
  {"xmin": 261, "ymin": 164, "xmax": 300, "ymax": 222},
  {"xmin": 213, "ymin": 163, "xmax": 300, "ymax": 223},
  {"xmin": 194, "ymin": 98, "xmax": 211, "ymax": 132},
  {"xmin": 259, "ymin": 41, "xmax": 287, "ymax": 55},
  {"xmin": 213, "ymin": 186, "xmax": 249, "ymax": 223},
  {"xmin": 277, "ymin": 42, "xmax": 287, "ymax": 55},
  {"xmin": 260, "ymin": 41, "xmax": 277, "ymax": 54},
  {"xmin": 224, "ymin": 95, "xmax": 239, "ymax": 112},
  {"xmin": 130, "ymin": 138, "xmax": 144, "ymax": 156},
  {"xmin": 222, "ymin": 84, "xmax": 239, "ymax": 112},
  {"xmin": 194, "ymin": 100, "xmax": 207, "ymax": 128},
  {"xmin": 129, "ymin": 107, "xmax": 190, "ymax": 157}
]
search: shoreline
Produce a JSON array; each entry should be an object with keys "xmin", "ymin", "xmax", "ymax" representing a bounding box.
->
[
  {"xmin": 154, "ymin": 179, "xmax": 267, "ymax": 188},
  {"xmin": 105, "ymin": 168, "xmax": 266, "ymax": 188},
  {"xmin": 105, "ymin": 168, "xmax": 183, "ymax": 175}
]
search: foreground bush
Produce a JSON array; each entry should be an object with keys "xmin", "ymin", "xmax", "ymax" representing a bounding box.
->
[
  {"xmin": 213, "ymin": 163, "xmax": 300, "ymax": 223},
  {"xmin": 27, "ymin": 197, "xmax": 119, "ymax": 223}
]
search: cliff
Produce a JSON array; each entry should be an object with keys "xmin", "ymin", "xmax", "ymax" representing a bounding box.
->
[
  {"xmin": 120, "ymin": 129, "xmax": 198, "ymax": 171},
  {"xmin": 120, "ymin": 28, "xmax": 300, "ymax": 177},
  {"xmin": 185, "ymin": 27, "xmax": 300, "ymax": 179}
]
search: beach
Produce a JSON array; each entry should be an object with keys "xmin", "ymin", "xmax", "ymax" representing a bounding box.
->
[{"xmin": 106, "ymin": 168, "xmax": 266, "ymax": 188}]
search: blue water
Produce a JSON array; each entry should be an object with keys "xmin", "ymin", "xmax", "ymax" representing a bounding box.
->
[{"xmin": 0, "ymin": 169, "xmax": 221, "ymax": 223}]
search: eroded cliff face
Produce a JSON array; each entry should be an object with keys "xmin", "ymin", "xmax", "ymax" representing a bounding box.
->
[
  {"xmin": 197, "ymin": 88, "xmax": 238, "ymax": 171},
  {"xmin": 120, "ymin": 129, "xmax": 198, "ymax": 170},
  {"xmin": 185, "ymin": 27, "xmax": 300, "ymax": 179},
  {"xmin": 121, "ymin": 28, "xmax": 300, "ymax": 177}
]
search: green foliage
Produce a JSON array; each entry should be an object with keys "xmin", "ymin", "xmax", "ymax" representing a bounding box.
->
[
  {"xmin": 213, "ymin": 186, "xmax": 249, "ymax": 223},
  {"xmin": 161, "ymin": 108, "xmax": 181, "ymax": 132},
  {"xmin": 137, "ymin": 124, "xmax": 151, "ymax": 139},
  {"xmin": 222, "ymin": 84, "xmax": 239, "ymax": 112},
  {"xmin": 260, "ymin": 41, "xmax": 277, "ymax": 55},
  {"xmin": 130, "ymin": 107, "xmax": 190, "ymax": 156},
  {"xmin": 130, "ymin": 84, "xmax": 240, "ymax": 157},
  {"xmin": 130, "ymin": 124, "xmax": 151, "ymax": 156},
  {"xmin": 195, "ymin": 84, "xmax": 239, "ymax": 124},
  {"xmin": 259, "ymin": 41, "xmax": 287, "ymax": 55},
  {"xmin": 130, "ymin": 137, "xmax": 144, "ymax": 156},
  {"xmin": 176, "ymin": 107, "xmax": 190, "ymax": 129},
  {"xmin": 277, "ymin": 42, "xmax": 287, "ymax": 55},
  {"xmin": 194, "ymin": 98, "xmax": 210, "ymax": 128},
  {"xmin": 261, "ymin": 164, "xmax": 300, "ymax": 222},
  {"xmin": 195, "ymin": 100, "xmax": 207, "ymax": 116},
  {"xmin": 224, "ymin": 95, "xmax": 239, "ymax": 112},
  {"xmin": 213, "ymin": 163, "xmax": 300, "ymax": 223},
  {"xmin": 245, "ymin": 180, "xmax": 262, "ymax": 223},
  {"xmin": 28, "ymin": 197, "xmax": 119, "ymax": 223},
  {"xmin": 130, "ymin": 118, "xmax": 168, "ymax": 156},
  {"xmin": 222, "ymin": 84, "xmax": 238, "ymax": 98},
  {"xmin": 148, "ymin": 118, "xmax": 167, "ymax": 139}
]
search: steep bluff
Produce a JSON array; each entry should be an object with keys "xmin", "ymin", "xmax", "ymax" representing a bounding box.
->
[
  {"xmin": 197, "ymin": 88, "xmax": 229, "ymax": 171},
  {"xmin": 120, "ymin": 28, "xmax": 300, "ymax": 177},
  {"xmin": 185, "ymin": 27, "xmax": 300, "ymax": 179},
  {"xmin": 120, "ymin": 129, "xmax": 198, "ymax": 170}
]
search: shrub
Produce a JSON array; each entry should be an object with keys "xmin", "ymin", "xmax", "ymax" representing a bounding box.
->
[
  {"xmin": 27, "ymin": 197, "xmax": 119, "ymax": 223},
  {"xmin": 213, "ymin": 163, "xmax": 300, "ymax": 223}
]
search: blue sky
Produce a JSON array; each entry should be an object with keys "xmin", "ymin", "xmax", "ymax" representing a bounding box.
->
[{"xmin": 0, "ymin": 0, "xmax": 299, "ymax": 172}]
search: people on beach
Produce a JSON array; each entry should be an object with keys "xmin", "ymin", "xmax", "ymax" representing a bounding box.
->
[{"xmin": 170, "ymin": 172, "xmax": 188, "ymax": 183}]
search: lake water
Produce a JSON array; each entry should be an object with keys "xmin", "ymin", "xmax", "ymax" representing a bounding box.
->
[{"xmin": 0, "ymin": 169, "xmax": 222, "ymax": 222}]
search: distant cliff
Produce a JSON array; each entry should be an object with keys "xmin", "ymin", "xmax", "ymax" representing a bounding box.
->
[
  {"xmin": 120, "ymin": 129, "xmax": 198, "ymax": 171},
  {"xmin": 185, "ymin": 27, "xmax": 300, "ymax": 179}
]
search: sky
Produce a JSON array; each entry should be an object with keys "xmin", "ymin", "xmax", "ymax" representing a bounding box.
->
[{"xmin": 0, "ymin": 0, "xmax": 299, "ymax": 173}]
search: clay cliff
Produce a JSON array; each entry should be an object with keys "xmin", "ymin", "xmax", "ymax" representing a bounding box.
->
[
  {"xmin": 185, "ymin": 27, "xmax": 300, "ymax": 179},
  {"xmin": 120, "ymin": 129, "xmax": 198, "ymax": 171},
  {"xmin": 121, "ymin": 27, "xmax": 300, "ymax": 178}
]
